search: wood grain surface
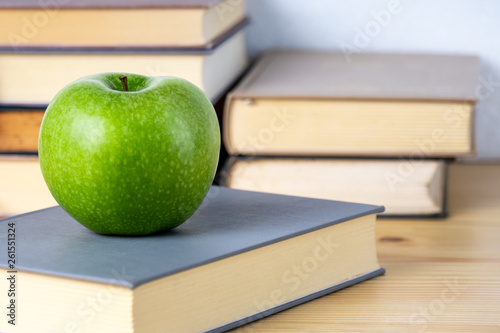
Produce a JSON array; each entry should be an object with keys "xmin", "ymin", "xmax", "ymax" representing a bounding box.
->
[{"xmin": 230, "ymin": 163, "xmax": 500, "ymax": 332}]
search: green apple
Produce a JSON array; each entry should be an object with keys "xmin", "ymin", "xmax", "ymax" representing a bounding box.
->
[{"xmin": 39, "ymin": 73, "xmax": 220, "ymax": 236}]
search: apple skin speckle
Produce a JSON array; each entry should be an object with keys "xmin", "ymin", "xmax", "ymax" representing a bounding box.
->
[{"xmin": 38, "ymin": 73, "xmax": 220, "ymax": 236}]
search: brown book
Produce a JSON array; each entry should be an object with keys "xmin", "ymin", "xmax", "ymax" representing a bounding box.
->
[
  {"xmin": 0, "ymin": 109, "xmax": 44, "ymax": 152},
  {"xmin": 220, "ymin": 157, "xmax": 448, "ymax": 217},
  {"xmin": 0, "ymin": 0, "xmax": 246, "ymax": 49},
  {"xmin": 223, "ymin": 51, "xmax": 478, "ymax": 157}
]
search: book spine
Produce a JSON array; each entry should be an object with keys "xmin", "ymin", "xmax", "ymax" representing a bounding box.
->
[{"xmin": 222, "ymin": 93, "xmax": 237, "ymax": 155}]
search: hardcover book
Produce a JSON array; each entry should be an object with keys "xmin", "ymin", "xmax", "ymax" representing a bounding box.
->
[
  {"xmin": 0, "ymin": 108, "xmax": 44, "ymax": 153},
  {"xmin": 0, "ymin": 186, "xmax": 384, "ymax": 333},
  {"xmin": 0, "ymin": 0, "xmax": 247, "ymax": 49},
  {"xmin": 0, "ymin": 155, "xmax": 57, "ymax": 218},
  {"xmin": 223, "ymin": 51, "xmax": 478, "ymax": 157},
  {"xmin": 0, "ymin": 23, "xmax": 248, "ymax": 106},
  {"xmin": 220, "ymin": 157, "xmax": 448, "ymax": 217}
]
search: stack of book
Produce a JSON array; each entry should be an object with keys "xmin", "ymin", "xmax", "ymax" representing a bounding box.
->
[
  {"xmin": 0, "ymin": 0, "xmax": 249, "ymax": 217},
  {"xmin": 220, "ymin": 51, "xmax": 479, "ymax": 217}
]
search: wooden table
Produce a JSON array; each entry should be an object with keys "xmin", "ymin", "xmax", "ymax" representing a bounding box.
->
[{"xmin": 231, "ymin": 163, "xmax": 500, "ymax": 332}]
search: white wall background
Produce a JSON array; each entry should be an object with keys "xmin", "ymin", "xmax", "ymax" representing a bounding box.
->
[{"xmin": 245, "ymin": 0, "xmax": 500, "ymax": 160}]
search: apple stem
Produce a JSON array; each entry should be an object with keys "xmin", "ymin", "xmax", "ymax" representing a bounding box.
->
[{"xmin": 119, "ymin": 75, "xmax": 129, "ymax": 92}]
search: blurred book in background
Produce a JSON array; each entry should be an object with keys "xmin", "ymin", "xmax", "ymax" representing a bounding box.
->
[
  {"xmin": 0, "ymin": 155, "xmax": 57, "ymax": 218},
  {"xmin": 221, "ymin": 51, "xmax": 479, "ymax": 217},
  {"xmin": 0, "ymin": 108, "xmax": 43, "ymax": 153},
  {"xmin": 0, "ymin": 0, "xmax": 246, "ymax": 49},
  {"xmin": 0, "ymin": 27, "xmax": 247, "ymax": 106},
  {"xmin": 0, "ymin": 0, "xmax": 248, "ymax": 106},
  {"xmin": 224, "ymin": 51, "xmax": 477, "ymax": 157},
  {"xmin": 221, "ymin": 157, "xmax": 447, "ymax": 217},
  {"xmin": 0, "ymin": 0, "xmax": 248, "ymax": 217}
]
